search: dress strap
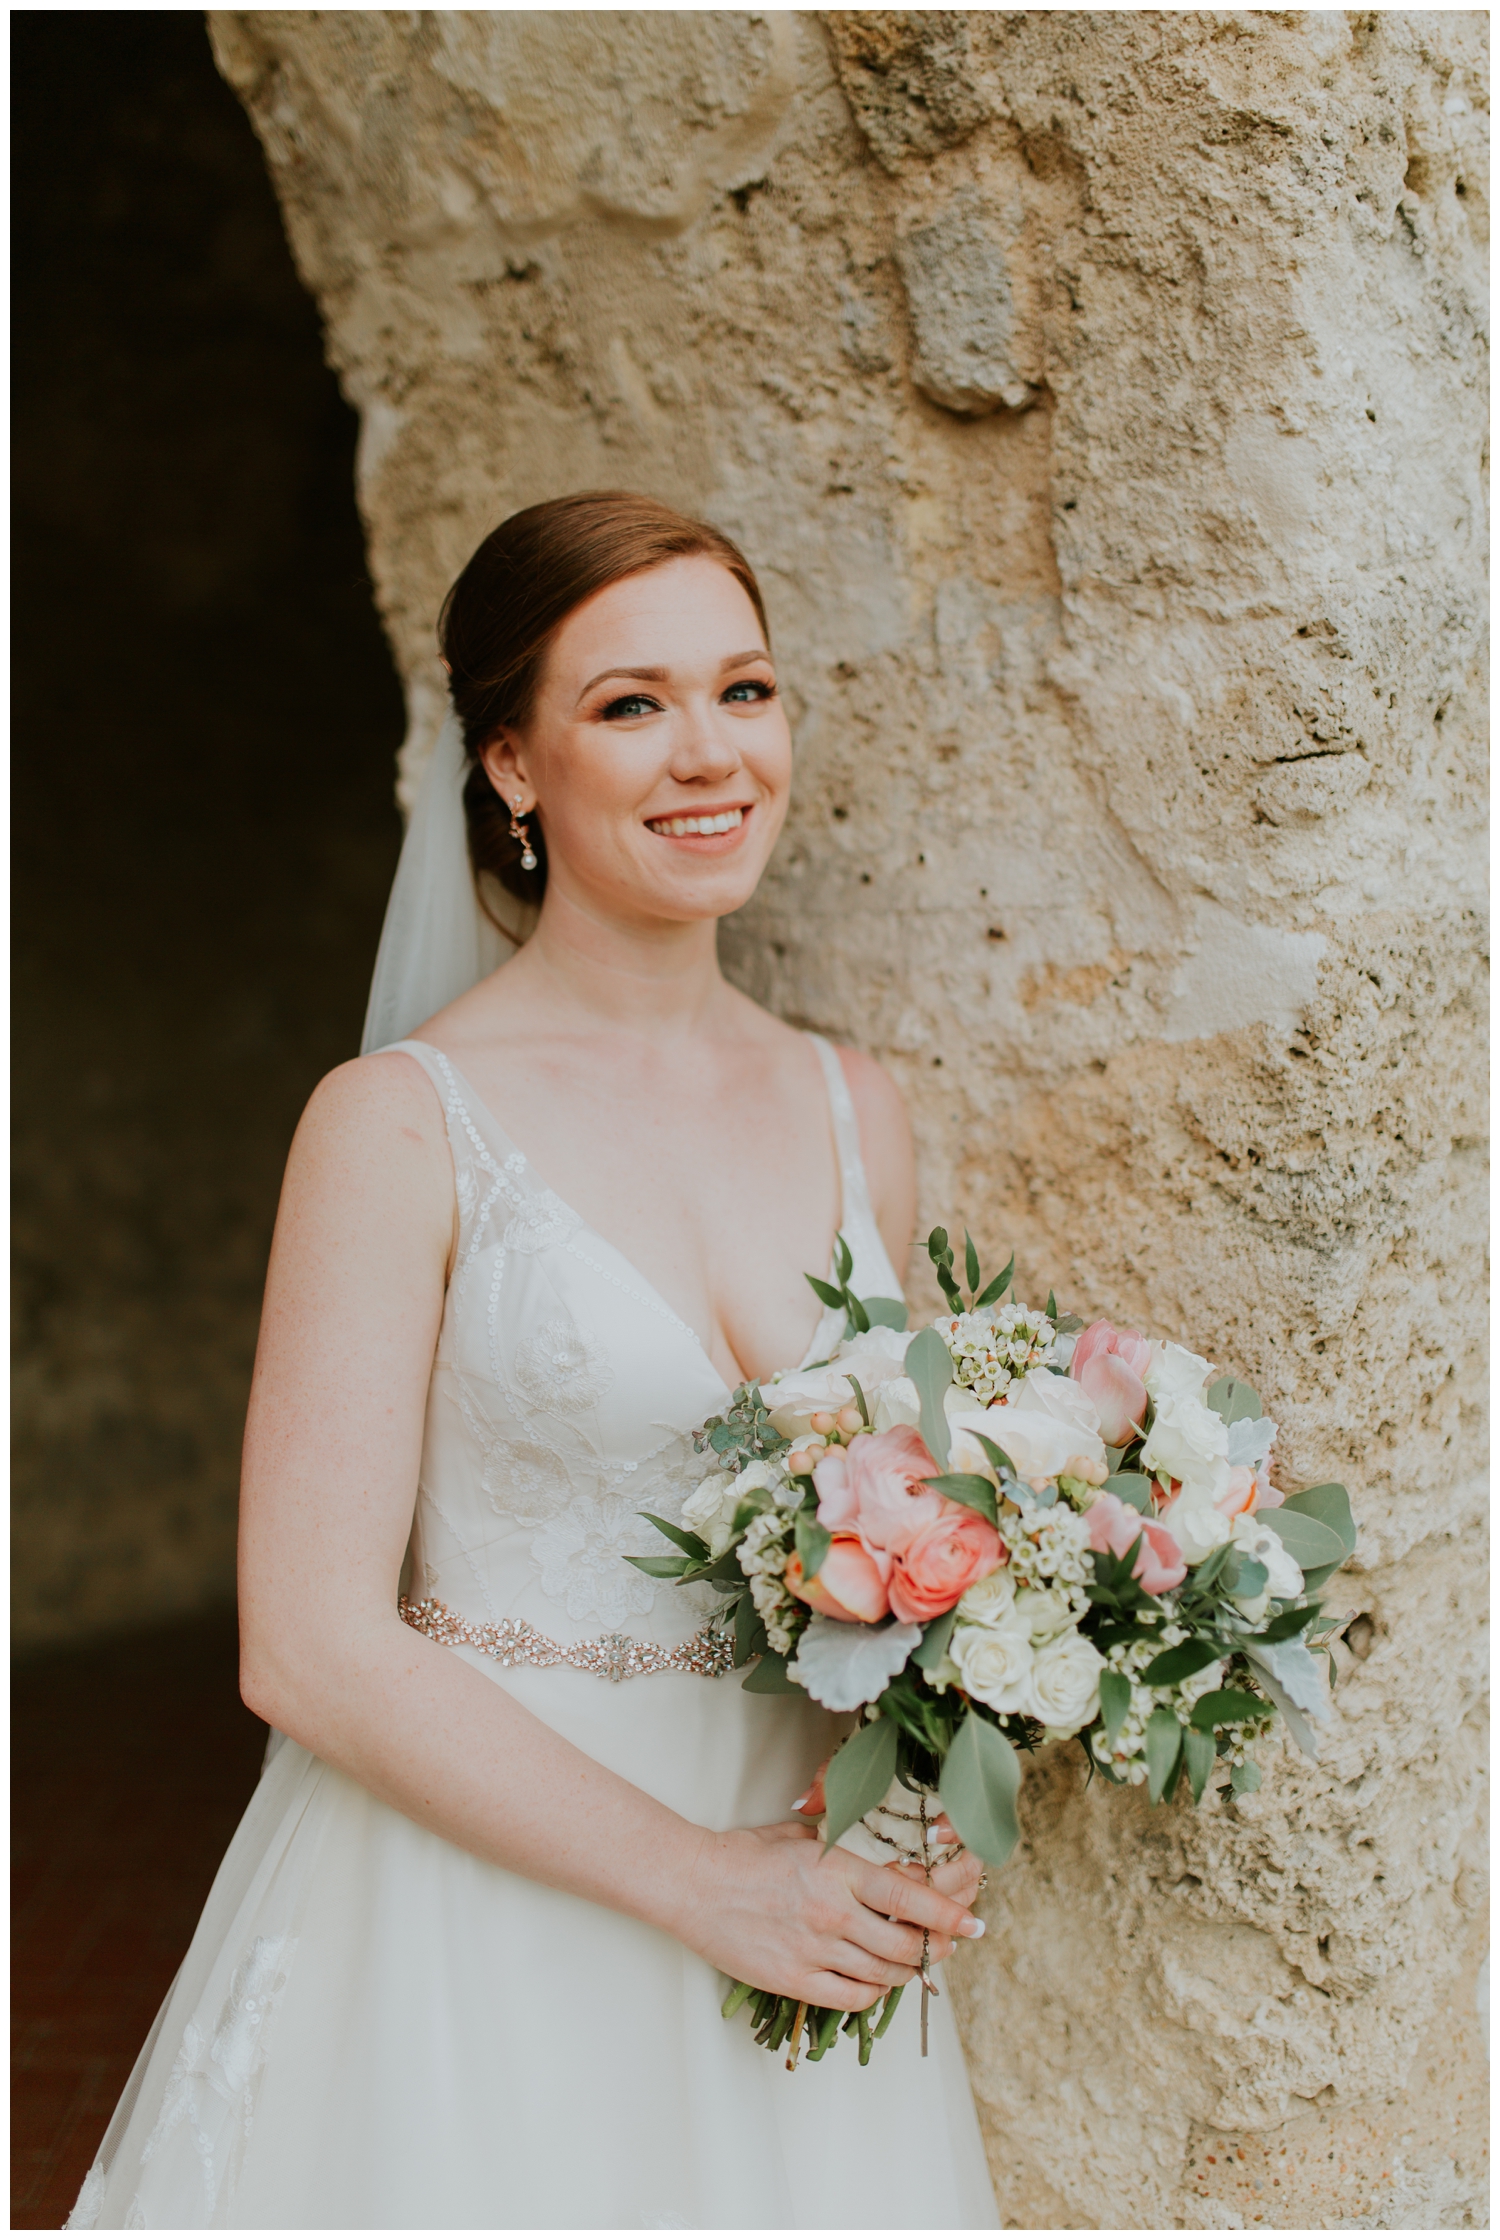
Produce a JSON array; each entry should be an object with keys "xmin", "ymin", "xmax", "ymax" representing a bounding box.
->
[{"xmin": 805, "ymin": 1034, "xmax": 903, "ymax": 1307}]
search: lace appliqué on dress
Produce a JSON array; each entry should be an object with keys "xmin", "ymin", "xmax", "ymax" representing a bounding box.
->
[
  {"xmin": 531, "ymin": 1496, "xmax": 664, "ymax": 1627},
  {"xmin": 513, "ymin": 1315, "xmax": 614, "ymax": 1415},
  {"xmin": 65, "ymin": 2163, "xmax": 106, "ymax": 2230},
  {"xmin": 136, "ymin": 1932, "xmax": 296, "ymax": 2217}
]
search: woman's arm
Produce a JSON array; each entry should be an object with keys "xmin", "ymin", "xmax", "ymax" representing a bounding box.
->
[
  {"xmin": 836, "ymin": 1046, "xmax": 919, "ymax": 1281},
  {"xmin": 238, "ymin": 1055, "xmax": 982, "ymax": 2008}
]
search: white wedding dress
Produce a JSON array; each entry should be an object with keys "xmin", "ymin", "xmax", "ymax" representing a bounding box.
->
[{"xmin": 68, "ymin": 1034, "xmax": 998, "ymax": 2231}]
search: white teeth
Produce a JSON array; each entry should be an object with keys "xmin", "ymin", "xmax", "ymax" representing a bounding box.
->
[{"xmin": 649, "ymin": 808, "xmax": 744, "ymax": 837}]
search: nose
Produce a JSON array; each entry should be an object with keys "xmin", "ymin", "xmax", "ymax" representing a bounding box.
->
[{"xmin": 668, "ymin": 693, "xmax": 744, "ymax": 783}]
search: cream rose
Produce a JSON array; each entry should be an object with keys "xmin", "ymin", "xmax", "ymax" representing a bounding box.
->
[
  {"xmin": 951, "ymin": 1610, "xmax": 1036, "ymax": 1713},
  {"xmin": 1141, "ymin": 1392, "xmax": 1231, "ymax": 1498},
  {"xmin": 764, "ymin": 1326, "xmax": 912, "ymax": 1438},
  {"xmin": 1012, "ymin": 1585, "xmax": 1075, "ymax": 1645},
  {"xmin": 1144, "ymin": 1340, "xmax": 1215, "ymax": 1406},
  {"xmin": 957, "ymin": 1566, "xmax": 1018, "ymax": 1625},
  {"xmin": 1023, "ymin": 1631, "xmax": 1104, "ymax": 1734},
  {"xmin": 951, "ymin": 1401, "xmax": 1104, "ymax": 1486},
  {"xmin": 680, "ymin": 1457, "xmax": 787, "ymax": 1556}
]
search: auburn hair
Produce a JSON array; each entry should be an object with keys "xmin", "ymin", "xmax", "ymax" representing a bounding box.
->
[{"xmin": 438, "ymin": 490, "xmax": 770, "ymax": 915}]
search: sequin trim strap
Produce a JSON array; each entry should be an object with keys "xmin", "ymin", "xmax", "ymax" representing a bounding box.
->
[{"xmin": 397, "ymin": 1596, "xmax": 736, "ymax": 1681}]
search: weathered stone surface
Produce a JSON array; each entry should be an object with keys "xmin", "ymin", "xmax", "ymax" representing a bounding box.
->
[
  {"xmin": 896, "ymin": 190, "xmax": 1036, "ymax": 413},
  {"xmin": 213, "ymin": 10, "xmax": 1488, "ymax": 2225}
]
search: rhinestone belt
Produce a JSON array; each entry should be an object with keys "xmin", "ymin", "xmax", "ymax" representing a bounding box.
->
[{"xmin": 397, "ymin": 1596, "xmax": 737, "ymax": 1682}]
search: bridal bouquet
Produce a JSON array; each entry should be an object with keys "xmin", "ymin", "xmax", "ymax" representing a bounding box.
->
[{"xmin": 629, "ymin": 1230, "xmax": 1356, "ymax": 2069}]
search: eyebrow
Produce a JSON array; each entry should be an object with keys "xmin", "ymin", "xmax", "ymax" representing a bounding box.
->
[{"xmin": 577, "ymin": 649, "xmax": 773, "ymax": 700}]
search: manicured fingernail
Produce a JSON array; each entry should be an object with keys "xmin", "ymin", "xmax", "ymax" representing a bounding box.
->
[
  {"xmin": 960, "ymin": 1916, "xmax": 985, "ymax": 1937},
  {"xmin": 791, "ymin": 1794, "xmax": 809, "ymax": 1812}
]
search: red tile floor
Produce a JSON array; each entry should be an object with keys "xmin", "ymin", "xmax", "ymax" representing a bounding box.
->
[{"xmin": 12, "ymin": 1611, "xmax": 267, "ymax": 2229}]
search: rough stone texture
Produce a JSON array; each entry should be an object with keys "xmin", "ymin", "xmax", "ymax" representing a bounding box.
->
[{"xmin": 212, "ymin": 11, "xmax": 1487, "ymax": 2225}]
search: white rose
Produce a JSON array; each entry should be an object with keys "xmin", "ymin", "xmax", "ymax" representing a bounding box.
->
[
  {"xmin": 1230, "ymin": 1510, "xmax": 1304, "ymax": 1606},
  {"xmin": 1144, "ymin": 1340, "xmax": 1214, "ymax": 1407},
  {"xmin": 1023, "ymin": 1631, "xmax": 1104, "ymax": 1733},
  {"xmin": 953, "ymin": 1402, "xmax": 1102, "ymax": 1486},
  {"xmin": 681, "ymin": 1459, "xmax": 787, "ymax": 1555},
  {"xmin": 1010, "ymin": 1366, "xmax": 1103, "ymax": 1441},
  {"xmin": 1013, "ymin": 1585, "xmax": 1075, "ymax": 1645},
  {"xmin": 951, "ymin": 1610, "xmax": 1036, "ymax": 1713},
  {"xmin": 957, "ymin": 1566, "xmax": 1018, "ymax": 1625},
  {"xmin": 1156, "ymin": 1485, "xmax": 1232, "ymax": 1565},
  {"xmin": 1140, "ymin": 1393, "xmax": 1230, "ymax": 1496},
  {"xmin": 764, "ymin": 1324, "xmax": 913, "ymax": 1436},
  {"xmin": 871, "ymin": 1376, "xmax": 922, "ymax": 1434}
]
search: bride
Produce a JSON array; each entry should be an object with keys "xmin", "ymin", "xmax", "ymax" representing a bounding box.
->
[{"xmin": 69, "ymin": 491, "xmax": 1000, "ymax": 2230}]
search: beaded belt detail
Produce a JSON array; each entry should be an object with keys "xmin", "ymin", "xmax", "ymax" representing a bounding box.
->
[{"xmin": 397, "ymin": 1596, "xmax": 737, "ymax": 1682}]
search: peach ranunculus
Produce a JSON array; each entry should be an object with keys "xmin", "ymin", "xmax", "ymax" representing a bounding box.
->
[
  {"xmin": 1070, "ymin": 1319, "xmax": 1152, "ymax": 1446},
  {"xmin": 1085, "ymin": 1490, "xmax": 1187, "ymax": 1594},
  {"xmin": 812, "ymin": 1425, "xmax": 945, "ymax": 1556},
  {"xmin": 888, "ymin": 1506, "xmax": 1004, "ymax": 1625},
  {"xmin": 786, "ymin": 1533, "xmax": 893, "ymax": 1624}
]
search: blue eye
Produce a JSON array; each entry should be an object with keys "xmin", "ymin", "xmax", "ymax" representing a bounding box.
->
[
  {"xmin": 601, "ymin": 693, "xmax": 660, "ymax": 720},
  {"xmin": 722, "ymin": 679, "xmax": 773, "ymax": 704}
]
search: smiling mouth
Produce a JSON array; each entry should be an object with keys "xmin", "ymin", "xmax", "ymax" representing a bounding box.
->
[{"xmin": 645, "ymin": 807, "xmax": 747, "ymax": 838}]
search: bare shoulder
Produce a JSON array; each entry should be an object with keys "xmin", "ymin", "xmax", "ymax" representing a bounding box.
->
[{"xmin": 282, "ymin": 1050, "xmax": 454, "ymax": 1218}]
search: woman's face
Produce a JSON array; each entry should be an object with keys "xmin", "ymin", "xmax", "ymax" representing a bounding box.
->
[{"xmin": 481, "ymin": 555, "xmax": 792, "ymax": 927}]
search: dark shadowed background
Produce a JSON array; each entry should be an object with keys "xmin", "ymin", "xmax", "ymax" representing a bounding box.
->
[{"xmin": 12, "ymin": 13, "xmax": 402, "ymax": 2222}]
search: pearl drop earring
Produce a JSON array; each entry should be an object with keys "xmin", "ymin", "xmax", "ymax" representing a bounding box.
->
[{"xmin": 509, "ymin": 796, "xmax": 538, "ymax": 873}]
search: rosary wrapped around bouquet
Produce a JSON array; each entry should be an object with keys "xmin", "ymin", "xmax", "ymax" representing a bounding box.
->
[{"xmin": 629, "ymin": 1230, "xmax": 1357, "ymax": 2072}]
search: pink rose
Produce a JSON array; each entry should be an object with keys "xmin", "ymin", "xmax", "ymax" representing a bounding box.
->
[
  {"xmin": 816, "ymin": 1425, "xmax": 945, "ymax": 1557},
  {"xmin": 787, "ymin": 1533, "xmax": 892, "ymax": 1624},
  {"xmin": 888, "ymin": 1506, "xmax": 1004, "ymax": 1624},
  {"xmin": 1070, "ymin": 1319, "xmax": 1151, "ymax": 1446},
  {"xmin": 1085, "ymin": 1490, "xmax": 1187, "ymax": 1595},
  {"xmin": 1215, "ymin": 1465, "xmax": 1257, "ymax": 1519}
]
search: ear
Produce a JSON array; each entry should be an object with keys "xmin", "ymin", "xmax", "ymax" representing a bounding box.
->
[{"xmin": 478, "ymin": 730, "xmax": 536, "ymax": 814}]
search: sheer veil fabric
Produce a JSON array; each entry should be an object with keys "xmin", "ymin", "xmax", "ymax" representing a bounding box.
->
[
  {"xmin": 360, "ymin": 710, "xmax": 509, "ymax": 1055},
  {"xmin": 65, "ymin": 701, "xmax": 1001, "ymax": 2229}
]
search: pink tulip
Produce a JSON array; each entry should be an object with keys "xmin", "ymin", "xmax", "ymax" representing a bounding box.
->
[
  {"xmin": 821, "ymin": 1425, "xmax": 945, "ymax": 1558},
  {"xmin": 1071, "ymin": 1319, "xmax": 1151, "ymax": 1445},
  {"xmin": 1085, "ymin": 1491, "xmax": 1187, "ymax": 1594},
  {"xmin": 787, "ymin": 1533, "xmax": 893, "ymax": 1624},
  {"xmin": 888, "ymin": 1506, "xmax": 1004, "ymax": 1624}
]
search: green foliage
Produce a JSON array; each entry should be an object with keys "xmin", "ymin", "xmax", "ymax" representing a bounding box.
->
[
  {"xmin": 1261, "ymin": 1508, "xmax": 1348, "ymax": 1575},
  {"xmin": 1188, "ymin": 1687, "xmax": 1266, "ymax": 1731},
  {"xmin": 1099, "ymin": 1668, "xmax": 1131, "ymax": 1749},
  {"xmin": 823, "ymin": 1717, "xmax": 899, "ymax": 1848},
  {"xmin": 1142, "ymin": 1639, "xmax": 1222, "ymax": 1687},
  {"xmin": 1206, "ymin": 1375, "xmax": 1263, "ymax": 1426},
  {"xmin": 922, "ymin": 1471, "xmax": 999, "ymax": 1527},
  {"xmin": 939, "ymin": 1711, "xmax": 1022, "ymax": 1867},
  {"xmin": 1230, "ymin": 1760, "xmax": 1262, "ymax": 1795},
  {"xmin": 1103, "ymin": 1471, "xmax": 1152, "ymax": 1512},
  {"xmin": 741, "ymin": 1652, "xmax": 805, "ymax": 1695},
  {"xmin": 1257, "ymin": 1602, "xmax": 1320, "ymax": 1642},
  {"xmin": 639, "ymin": 1513, "xmax": 710, "ymax": 1560},
  {"xmin": 860, "ymin": 1297, "xmax": 910, "ymax": 1333},
  {"xmin": 1280, "ymin": 1482, "xmax": 1356, "ymax": 1556},
  {"xmin": 905, "ymin": 1325, "xmax": 955, "ymax": 1468},
  {"xmin": 623, "ymin": 1552, "xmax": 691, "ymax": 1579},
  {"xmin": 694, "ymin": 1381, "xmax": 790, "ymax": 1475},
  {"xmin": 914, "ymin": 1610, "xmax": 959, "ymax": 1670},
  {"xmin": 1182, "ymin": 1725, "xmax": 1218, "ymax": 1803},
  {"xmin": 803, "ymin": 1231, "xmax": 904, "ymax": 1340},
  {"xmin": 926, "ymin": 1224, "xmax": 1014, "ymax": 1312},
  {"xmin": 794, "ymin": 1508, "xmax": 832, "ymax": 1584},
  {"xmin": 1144, "ymin": 1707, "xmax": 1183, "ymax": 1802}
]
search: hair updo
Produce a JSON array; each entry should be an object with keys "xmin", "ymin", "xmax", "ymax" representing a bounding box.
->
[{"xmin": 438, "ymin": 490, "xmax": 770, "ymax": 913}]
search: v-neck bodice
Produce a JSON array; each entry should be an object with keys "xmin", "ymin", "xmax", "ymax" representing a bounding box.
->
[{"xmin": 381, "ymin": 1035, "xmax": 904, "ymax": 1645}]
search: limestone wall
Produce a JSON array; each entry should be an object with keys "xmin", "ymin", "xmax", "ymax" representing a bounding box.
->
[{"xmin": 211, "ymin": 12, "xmax": 1487, "ymax": 2225}]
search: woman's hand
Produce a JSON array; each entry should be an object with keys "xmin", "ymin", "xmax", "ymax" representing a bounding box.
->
[{"xmin": 673, "ymin": 1819, "xmax": 986, "ymax": 2011}]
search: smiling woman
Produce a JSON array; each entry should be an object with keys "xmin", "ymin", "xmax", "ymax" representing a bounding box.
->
[{"xmin": 67, "ymin": 490, "xmax": 999, "ymax": 2230}]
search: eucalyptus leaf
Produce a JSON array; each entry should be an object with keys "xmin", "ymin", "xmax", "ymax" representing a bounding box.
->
[
  {"xmin": 1104, "ymin": 1472, "xmax": 1152, "ymax": 1513},
  {"xmin": 914, "ymin": 1610, "xmax": 959, "ymax": 1671},
  {"xmin": 733, "ymin": 1596, "xmax": 766, "ymax": 1667},
  {"xmin": 922, "ymin": 1471, "xmax": 999, "ymax": 1527},
  {"xmin": 861, "ymin": 1297, "xmax": 910, "ymax": 1332},
  {"xmin": 1279, "ymin": 1482, "xmax": 1356, "ymax": 1556},
  {"xmin": 1230, "ymin": 1759, "xmax": 1262, "ymax": 1794},
  {"xmin": 1260, "ymin": 1509, "xmax": 1347, "ymax": 1574},
  {"xmin": 1206, "ymin": 1374, "xmax": 1263, "ymax": 1426},
  {"xmin": 1144, "ymin": 1707, "xmax": 1184, "ymax": 1803},
  {"xmin": 794, "ymin": 1511, "xmax": 832, "ymax": 1584},
  {"xmin": 823, "ymin": 1717, "xmax": 899, "ymax": 1849},
  {"xmin": 905, "ymin": 1326, "xmax": 955, "ymax": 1468},
  {"xmin": 1233, "ymin": 1558, "xmax": 1268, "ymax": 1598},
  {"xmin": 1099, "ymin": 1668, "xmax": 1131, "ymax": 1749},
  {"xmin": 1257, "ymin": 1603, "xmax": 1319, "ymax": 1642},
  {"xmin": 939, "ymin": 1711, "xmax": 1022, "ymax": 1867},
  {"xmin": 1183, "ymin": 1724, "xmax": 1218, "ymax": 1803}
]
